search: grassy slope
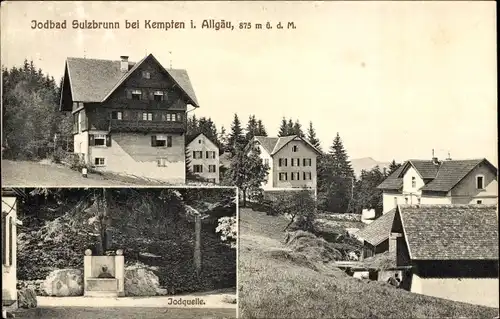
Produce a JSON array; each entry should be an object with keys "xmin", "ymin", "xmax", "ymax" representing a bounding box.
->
[{"xmin": 238, "ymin": 207, "xmax": 499, "ymax": 319}]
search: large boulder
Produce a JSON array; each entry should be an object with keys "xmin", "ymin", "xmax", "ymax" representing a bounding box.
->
[
  {"xmin": 124, "ymin": 266, "xmax": 160, "ymax": 296},
  {"xmin": 17, "ymin": 287, "xmax": 37, "ymax": 308},
  {"xmin": 42, "ymin": 269, "xmax": 83, "ymax": 297}
]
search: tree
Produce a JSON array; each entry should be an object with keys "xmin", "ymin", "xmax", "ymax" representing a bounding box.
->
[
  {"xmin": 226, "ymin": 113, "xmax": 246, "ymax": 155},
  {"xmin": 307, "ymin": 121, "xmax": 321, "ymax": 150},
  {"xmin": 292, "ymin": 120, "xmax": 305, "ymax": 138},
  {"xmin": 219, "ymin": 125, "xmax": 228, "ymax": 153},
  {"xmin": 256, "ymin": 119, "xmax": 267, "ymax": 136},
  {"xmin": 387, "ymin": 160, "xmax": 401, "ymax": 175},
  {"xmin": 278, "ymin": 117, "xmax": 289, "ymax": 137},
  {"xmin": 287, "ymin": 119, "xmax": 294, "ymax": 135},
  {"xmin": 270, "ymin": 189, "xmax": 316, "ymax": 232},
  {"xmin": 245, "ymin": 115, "xmax": 258, "ymax": 143},
  {"xmin": 351, "ymin": 166, "xmax": 386, "ymax": 215},
  {"xmin": 224, "ymin": 140, "xmax": 269, "ymax": 207}
]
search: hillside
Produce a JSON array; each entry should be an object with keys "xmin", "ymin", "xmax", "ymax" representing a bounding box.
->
[
  {"xmin": 238, "ymin": 207, "xmax": 499, "ymax": 318},
  {"xmin": 351, "ymin": 157, "xmax": 390, "ymax": 178}
]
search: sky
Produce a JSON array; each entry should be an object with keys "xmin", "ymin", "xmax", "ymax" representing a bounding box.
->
[{"xmin": 1, "ymin": 1, "xmax": 497, "ymax": 164}]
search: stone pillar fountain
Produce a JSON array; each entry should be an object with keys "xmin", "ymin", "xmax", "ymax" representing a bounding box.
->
[{"xmin": 83, "ymin": 249, "xmax": 125, "ymax": 297}]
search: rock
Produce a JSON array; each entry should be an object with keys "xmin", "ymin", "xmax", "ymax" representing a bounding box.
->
[
  {"xmin": 17, "ymin": 287, "xmax": 37, "ymax": 308},
  {"xmin": 42, "ymin": 269, "xmax": 83, "ymax": 297},
  {"xmin": 124, "ymin": 266, "xmax": 160, "ymax": 296}
]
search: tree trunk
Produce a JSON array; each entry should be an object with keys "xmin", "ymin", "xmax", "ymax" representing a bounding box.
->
[
  {"xmin": 194, "ymin": 215, "xmax": 202, "ymax": 275},
  {"xmin": 242, "ymin": 189, "xmax": 247, "ymax": 207},
  {"xmin": 283, "ymin": 216, "xmax": 295, "ymax": 232}
]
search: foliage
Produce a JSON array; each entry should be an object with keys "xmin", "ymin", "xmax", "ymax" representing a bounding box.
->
[
  {"xmin": 226, "ymin": 113, "xmax": 246, "ymax": 155},
  {"xmin": 2, "ymin": 60, "xmax": 71, "ymax": 160},
  {"xmin": 224, "ymin": 140, "xmax": 269, "ymax": 206},
  {"xmin": 387, "ymin": 159, "xmax": 402, "ymax": 175},
  {"xmin": 186, "ymin": 114, "xmax": 223, "ymax": 154},
  {"xmin": 351, "ymin": 166, "xmax": 386, "ymax": 215},
  {"xmin": 245, "ymin": 114, "xmax": 268, "ymax": 143},
  {"xmin": 216, "ymin": 216, "xmax": 237, "ymax": 249},
  {"xmin": 306, "ymin": 121, "xmax": 321, "ymax": 151},
  {"xmin": 278, "ymin": 117, "xmax": 305, "ymax": 137},
  {"xmin": 317, "ymin": 133, "xmax": 355, "ymax": 213},
  {"xmin": 270, "ymin": 189, "xmax": 316, "ymax": 232}
]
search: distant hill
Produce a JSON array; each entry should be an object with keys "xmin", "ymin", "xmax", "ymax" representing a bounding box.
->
[{"xmin": 350, "ymin": 157, "xmax": 390, "ymax": 178}]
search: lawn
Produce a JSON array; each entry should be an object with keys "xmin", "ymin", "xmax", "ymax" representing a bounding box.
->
[
  {"xmin": 238, "ymin": 207, "xmax": 500, "ymax": 319},
  {"xmin": 13, "ymin": 307, "xmax": 236, "ymax": 319}
]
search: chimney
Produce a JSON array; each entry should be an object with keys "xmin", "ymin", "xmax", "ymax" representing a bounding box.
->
[
  {"xmin": 445, "ymin": 152, "xmax": 452, "ymax": 161},
  {"xmin": 432, "ymin": 148, "xmax": 440, "ymax": 165},
  {"xmin": 120, "ymin": 56, "xmax": 129, "ymax": 72}
]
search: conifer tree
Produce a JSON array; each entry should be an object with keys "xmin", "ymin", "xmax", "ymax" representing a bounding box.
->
[
  {"xmin": 387, "ymin": 160, "xmax": 401, "ymax": 175},
  {"xmin": 256, "ymin": 119, "xmax": 267, "ymax": 136},
  {"xmin": 227, "ymin": 113, "xmax": 246, "ymax": 155},
  {"xmin": 307, "ymin": 121, "xmax": 321, "ymax": 150},
  {"xmin": 245, "ymin": 115, "xmax": 258, "ymax": 142},
  {"xmin": 292, "ymin": 120, "xmax": 305, "ymax": 138},
  {"xmin": 278, "ymin": 117, "xmax": 289, "ymax": 137}
]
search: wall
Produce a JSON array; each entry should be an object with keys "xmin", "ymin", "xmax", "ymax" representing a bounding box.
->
[
  {"xmin": 273, "ymin": 140, "xmax": 317, "ymax": 189},
  {"xmin": 2, "ymin": 197, "xmax": 17, "ymax": 308},
  {"xmin": 187, "ymin": 135, "xmax": 220, "ymax": 184},
  {"xmin": 402, "ymin": 166, "xmax": 424, "ymax": 195},
  {"xmin": 257, "ymin": 144, "xmax": 273, "ymax": 189},
  {"xmin": 450, "ymin": 161, "xmax": 498, "ymax": 204},
  {"xmin": 74, "ymin": 131, "xmax": 89, "ymax": 162},
  {"xmin": 419, "ymin": 194, "xmax": 452, "ymax": 205},
  {"xmin": 411, "ymin": 273, "xmax": 499, "ymax": 307},
  {"xmin": 89, "ymin": 132, "xmax": 185, "ymax": 183},
  {"xmin": 382, "ymin": 193, "xmax": 408, "ymax": 213}
]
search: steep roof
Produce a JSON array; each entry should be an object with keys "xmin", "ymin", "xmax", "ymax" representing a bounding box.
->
[
  {"xmin": 253, "ymin": 135, "xmax": 321, "ymax": 156},
  {"xmin": 396, "ymin": 204, "xmax": 499, "ymax": 260},
  {"xmin": 64, "ymin": 54, "xmax": 199, "ymax": 106},
  {"xmin": 357, "ymin": 209, "xmax": 396, "ymax": 246},
  {"xmin": 186, "ymin": 133, "xmax": 218, "ymax": 149},
  {"xmin": 377, "ymin": 158, "xmax": 496, "ymax": 192}
]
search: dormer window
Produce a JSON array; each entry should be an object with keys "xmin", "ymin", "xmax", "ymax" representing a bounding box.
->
[
  {"xmin": 111, "ymin": 111, "xmax": 122, "ymax": 120},
  {"xmin": 142, "ymin": 71, "xmax": 151, "ymax": 79},
  {"xmin": 131, "ymin": 89, "xmax": 142, "ymax": 100},
  {"xmin": 476, "ymin": 175, "xmax": 484, "ymax": 190},
  {"xmin": 411, "ymin": 176, "xmax": 416, "ymax": 188},
  {"xmin": 292, "ymin": 145, "xmax": 298, "ymax": 152}
]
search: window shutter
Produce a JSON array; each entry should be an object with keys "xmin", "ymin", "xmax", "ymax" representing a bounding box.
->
[
  {"xmin": 142, "ymin": 89, "xmax": 148, "ymax": 100},
  {"xmin": 149, "ymin": 91, "xmax": 154, "ymax": 100},
  {"xmin": 151, "ymin": 135, "xmax": 157, "ymax": 147},
  {"xmin": 89, "ymin": 134, "xmax": 95, "ymax": 146},
  {"xmin": 126, "ymin": 89, "xmax": 132, "ymax": 99},
  {"xmin": 106, "ymin": 135, "xmax": 112, "ymax": 147}
]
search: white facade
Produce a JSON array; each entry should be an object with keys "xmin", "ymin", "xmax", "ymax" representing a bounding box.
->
[
  {"xmin": 2, "ymin": 196, "xmax": 20, "ymax": 310},
  {"xmin": 186, "ymin": 134, "xmax": 220, "ymax": 184}
]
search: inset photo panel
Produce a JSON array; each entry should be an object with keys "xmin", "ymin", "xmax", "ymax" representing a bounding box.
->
[{"xmin": 1, "ymin": 187, "xmax": 237, "ymax": 318}]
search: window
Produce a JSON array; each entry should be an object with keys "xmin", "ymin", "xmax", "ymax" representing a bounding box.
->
[
  {"xmin": 411, "ymin": 176, "xmax": 416, "ymax": 188},
  {"xmin": 206, "ymin": 151, "xmax": 216, "ymax": 159},
  {"xmin": 198, "ymin": 139, "xmax": 202, "ymax": 144},
  {"xmin": 477, "ymin": 200, "xmax": 483, "ymax": 204},
  {"xmin": 142, "ymin": 71, "xmax": 151, "ymax": 79},
  {"xmin": 476, "ymin": 175, "xmax": 484, "ymax": 190},
  {"xmin": 303, "ymin": 158, "xmax": 312, "ymax": 166},
  {"xmin": 209, "ymin": 165, "xmax": 217, "ymax": 173},
  {"xmin": 292, "ymin": 145, "xmax": 298, "ymax": 152},
  {"xmin": 176, "ymin": 113, "xmax": 183, "ymax": 122},
  {"xmin": 417, "ymin": 197, "xmax": 421, "ymax": 204},
  {"xmin": 153, "ymin": 90, "xmax": 163, "ymax": 101},
  {"xmin": 193, "ymin": 165, "xmax": 203, "ymax": 173},
  {"xmin": 111, "ymin": 111, "xmax": 122, "ymax": 120},
  {"xmin": 165, "ymin": 113, "xmax": 176, "ymax": 121},
  {"xmin": 279, "ymin": 172, "xmax": 287, "ymax": 181},
  {"xmin": 279, "ymin": 158, "xmax": 288, "ymax": 167},
  {"xmin": 405, "ymin": 197, "xmax": 408, "ymax": 204},
  {"xmin": 157, "ymin": 158, "xmax": 168, "ymax": 167},
  {"xmin": 152, "ymin": 135, "xmax": 172, "ymax": 147},
  {"xmin": 291, "ymin": 172, "xmax": 300, "ymax": 181},
  {"xmin": 303, "ymin": 172, "xmax": 312, "ymax": 180},
  {"xmin": 94, "ymin": 157, "xmax": 105, "ymax": 166},
  {"xmin": 142, "ymin": 112, "xmax": 153, "ymax": 121},
  {"xmin": 132, "ymin": 89, "xmax": 142, "ymax": 100},
  {"xmin": 193, "ymin": 151, "xmax": 203, "ymax": 159},
  {"xmin": 94, "ymin": 134, "xmax": 106, "ymax": 146}
]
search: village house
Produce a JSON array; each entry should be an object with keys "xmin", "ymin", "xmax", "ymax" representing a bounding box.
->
[
  {"xmin": 2, "ymin": 188, "xmax": 25, "ymax": 313},
  {"xmin": 186, "ymin": 133, "xmax": 220, "ymax": 184},
  {"xmin": 59, "ymin": 54, "xmax": 199, "ymax": 183},
  {"xmin": 391, "ymin": 204, "xmax": 499, "ymax": 307},
  {"xmin": 249, "ymin": 135, "xmax": 321, "ymax": 195},
  {"xmin": 377, "ymin": 157, "xmax": 498, "ymax": 213},
  {"xmin": 357, "ymin": 209, "xmax": 396, "ymax": 259}
]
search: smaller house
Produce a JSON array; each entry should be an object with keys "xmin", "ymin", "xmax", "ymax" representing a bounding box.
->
[
  {"xmin": 186, "ymin": 133, "xmax": 220, "ymax": 184},
  {"xmin": 357, "ymin": 209, "xmax": 397, "ymax": 259},
  {"xmin": 249, "ymin": 135, "xmax": 321, "ymax": 194},
  {"xmin": 378, "ymin": 157, "xmax": 498, "ymax": 213},
  {"xmin": 2, "ymin": 188, "xmax": 24, "ymax": 312},
  {"xmin": 391, "ymin": 204, "xmax": 499, "ymax": 307}
]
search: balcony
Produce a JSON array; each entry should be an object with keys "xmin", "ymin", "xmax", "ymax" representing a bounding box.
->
[{"xmin": 108, "ymin": 119, "xmax": 186, "ymax": 133}]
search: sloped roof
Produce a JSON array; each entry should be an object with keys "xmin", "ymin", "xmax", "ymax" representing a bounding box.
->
[
  {"xmin": 186, "ymin": 133, "xmax": 218, "ymax": 149},
  {"xmin": 357, "ymin": 209, "xmax": 396, "ymax": 246},
  {"xmin": 378, "ymin": 158, "xmax": 496, "ymax": 192},
  {"xmin": 253, "ymin": 135, "xmax": 321, "ymax": 156},
  {"xmin": 64, "ymin": 54, "xmax": 199, "ymax": 106},
  {"xmin": 397, "ymin": 204, "xmax": 499, "ymax": 260}
]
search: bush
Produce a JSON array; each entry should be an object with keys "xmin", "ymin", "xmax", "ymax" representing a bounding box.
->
[{"xmin": 216, "ymin": 216, "xmax": 237, "ymax": 249}]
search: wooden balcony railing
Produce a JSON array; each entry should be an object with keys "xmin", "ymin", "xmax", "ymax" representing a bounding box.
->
[{"xmin": 108, "ymin": 119, "xmax": 186, "ymax": 133}]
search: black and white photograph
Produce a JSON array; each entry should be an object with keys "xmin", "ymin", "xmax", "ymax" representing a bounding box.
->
[
  {"xmin": 2, "ymin": 187, "xmax": 237, "ymax": 318},
  {"xmin": 1, "ymin": 1, "xmax": 498, "ymax": 319}
]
